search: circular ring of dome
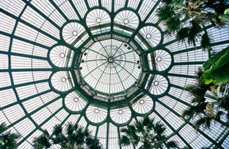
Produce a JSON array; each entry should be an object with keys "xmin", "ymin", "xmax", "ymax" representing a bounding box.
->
[
  {"xmin": 85, "ymin": 105, "xmax": 108, "ymax": 124},
  {"xmin": 110, "ymin": 107, "xmax": 132, "ymax": 125},
  {"xmin": 114, "ymin": 10, "xmax": 139, "ymax": 29},
  {"xmin": 49, "ymin": 45, "xmax": 74, "ymax": 68},
  {"xmin": 63, "ymin": 91, "xmax": 87, "ymax": 113},
  {"xmin": 78, "ymin": 39, "xmax": 141, "ymax": 99},
  {"xmin": 62, "ymin": 22, "xmax": 88, "ymax": 47},
  {"xmin": 135, "ymin": 25, "xmax": 162, "ymax": 50},
  {"xmin": 50, "ymin": 71, "xmax": 74, "ymax": 92},
  {"xmin": 147, "ymin": 49, "xmax": 172, "ymax": 72},
  {"xmin": 148, "ymin": 75, "xmax": 170, "ymax": 96},
  {"xmin": 132, "ymin": 95, "xmax": 154, "ymax": 114},
  {"xmin": 86, "ymin": 9, "xmax": 111, "ymax": 27}
]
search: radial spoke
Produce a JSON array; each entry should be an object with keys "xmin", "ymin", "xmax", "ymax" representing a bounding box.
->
[{"xmin": 113, "ymin": 61, "xmax": 138, "ymax": 80}]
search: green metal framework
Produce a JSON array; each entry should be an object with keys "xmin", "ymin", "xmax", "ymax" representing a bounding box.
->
[{"xmin": 0, "ymin": 0, "xmax": 229, "ymax": 148}]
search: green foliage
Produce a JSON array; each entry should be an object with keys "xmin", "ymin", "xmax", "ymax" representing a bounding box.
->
[
  {"xmin": 202, "ymin": 46, "xmax": 229, "ymax": 84},
  {"xmin": 201, "ymin": 32, "xmax": 211, "ymax": 51},
  {"xmin": 157, "ymin": 4, "xmax": 181, "ymax": 35},
  {"xmin": 119, "ymin": 135, "xmax": 130, "ymax": 146},
  {"xmin": 0, "ymin": 122, "xmax": 7, "ymax": 134},
  {"xmin": 33, "ymin": 123, "xmax": 102, "ymax": 149},
  {"xmin": 166, "ymin": 140, "xmax": 179, "ymax": 148},
  {"xmin": 119, "ymin": 117, "xmax": 179, "ymax": 149},
  {"xmin": 33, "ymin": 133, "xmax": 51, "ymax": 149},
  {"xmin": 183, "ymin": 67, "xmax": 229, "ymax": 129},
  {"xmin": 185, "ymin": 68, "xmax": 212, "ymax": 103},
  {"xmin": 157, "ymin": 5, "xmax": 174, "ymax": 23},
  {"xmin": 0, "ymin": 122, "xmax": 21, "ymax": 149},
  {"xmin": 177, "ymin": 20, "xmax": 204, "ymax": 47},
  {"xmin": 164, "ymin": 16, "xmax": 181, "ymax": 34},
  {"xmin": 161, "ymin": 0, "xmax": 172, "ymax": 4},
  {"xmin": 86, "ymin": 136, "xmax": 102, "ymax": 149},
  {"xmin": 177, "ymin": 27, "xmax": 189, "ymax": 42},
  {"xmin": 157, "ymin": 0, "xmax": 228, "ymax": 53},
  {"xmin": 187, "ymin": 21, "xmax": 202, "ymax": 46},
  {"xmin": 194, "ymin": 116, "xmax": 212, "ymax": 130}
]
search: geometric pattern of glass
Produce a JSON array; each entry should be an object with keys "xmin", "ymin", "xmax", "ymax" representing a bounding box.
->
[{"xmin": 0, "ymin": 0, "xmax": 229, "ymax": 149}]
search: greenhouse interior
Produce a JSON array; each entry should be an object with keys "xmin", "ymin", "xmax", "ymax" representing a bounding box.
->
[{"xmin": 0, "ymin": 0, "xmax": 229, "ymax": 149}]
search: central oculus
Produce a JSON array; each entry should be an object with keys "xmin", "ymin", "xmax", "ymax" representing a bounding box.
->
[{"xmin": 78, "ymin": 39, "xmax": 142, "ymax": 99}]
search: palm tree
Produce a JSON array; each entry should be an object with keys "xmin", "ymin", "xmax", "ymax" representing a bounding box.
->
[
  {"xmin": 182, "ymin": 67, "xmax": 229, "ymax": 129},
  {"xmin": 33, "ymin": 130, "xmax": 51, "ymax": 149},
  {"xmin": 185, "ymin": 67, "xmax": 213, "ymax": 103},
  {"xmin": 156, "ymin": 0, "xmax": 229, "ymax": 57},
  {"xmin": 177, "ymin": 20, "xmax": 202, "ymax": 47},
  {"xmin": 156, "ymin": 4, "xmax": 182, "ymax": 35},
  {"xmin": 181, "ymin": 102, "xmax": 216, "ymax": 129},
  {"xmin": 0, "ymin": 122, "xmax": 21, "ymax": 149},
  {"xmin": 182, "ymin": 0, "xmax": 224, "ymax": 27},
  {"xmin": 119, "ymin": 117, "xmax": 179, "ymax": 149},
  {"xmin": 33, "ymin": 123, "xmax": 102, "ymax": 149},
  {"xmin": 182, "ymin": 97, "xmax": 228, "ymax": 129}
]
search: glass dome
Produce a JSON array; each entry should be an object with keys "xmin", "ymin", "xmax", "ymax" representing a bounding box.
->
[{"xmin": 0, "ymin": 0, "xmax": 229, "ymax": 148}]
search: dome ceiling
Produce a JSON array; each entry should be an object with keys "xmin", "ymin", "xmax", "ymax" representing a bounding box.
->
[{"xmin": 0, "ymin": 0, "xmax": 229, "ymax": 148}]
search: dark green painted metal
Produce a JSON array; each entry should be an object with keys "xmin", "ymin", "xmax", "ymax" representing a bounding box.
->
[
  {"xmin": 0, "ymin": 50, "xmax": 48, "ymax": 60},
  {"xmin": 0, "ymin": 8, "xmax": 59, "ymax": 41},
  {"xmin": 3, "ymin": 0, "xmax": 48, "ymax": 143},
  {"xmin": 22, "ymin": 0, "xmax": 61, "ymax": 29},
  {"xmin": 0, "ymin": 0, "xmax": 228, "ymax": 148},
  {"xmin": 156, "ymin": 100, "xmax": 224, "ymax": 148},
  {"xmin": 0, "ymin": 79, "xmax": 49, "ymax": 92},
  {"xmin": 0, "ymin": 30, "xmax": 51, "ymax": 49},
  {"xmin": 154, "ymin": 110, "xmax": 192, "ymax": 149}
]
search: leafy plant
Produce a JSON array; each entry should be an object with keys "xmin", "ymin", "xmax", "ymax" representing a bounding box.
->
[
  {"xmin": 201, "ymin": 32, "xmax": 211, "ymax": 52},
  {"xmin": 33, "ymin": 123, "xmax": 102, "ymax": 149},
  {"xmin": 182, "ymin": 66, "xmax": 229, "ymax": 129},
  {"xmin": 219, "ymin": 9, "xmax": 229, "ymax": 23},
  {"xmin": 202, "ymin": 46, "xmax": 229, "ymax": 84},
  {"xmin": 0, "ymin": 122, "xmax": 21, "ymax": 149},
  {"xmin": 119, "ymin": 117, "xmax": 179, "ymax": 149},
  {"xmin": 156, "ymin": 0, "xmax": 229, "ymax": 56}
]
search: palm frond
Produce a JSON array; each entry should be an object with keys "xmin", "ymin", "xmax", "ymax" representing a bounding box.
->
[
  {"xmin": 86, "ymin": 136, "xmax": 102, "ymax": 149},
  {"xmin": 215, "ymin": 111, "xmax": 224, "ymax": 121},
  {"xmin": 143, "ymin": 117, "xmax": 155, "ymax": 129},
  {"xmin": 33, "ymin": 134, "xmax": 51, "ymax": 149},
  {"xmin": 74, "ymin": 127, "xmax": 85, "ymax": 145},
  {"xmin": 135, "ymin": 122, "xmax": 144, "ymax": 133},
  {"xmin": 52, "ymin": 133, "xmax": 66, "ymax": 144},
  {"xmin": 161, "ymin": 0, "xmax": 172, "ymax": 4},
  {"xmin": 52, "ymin": 124, "xmax": 62, "ymax": 136},
  {"xmin": 66, "ymin": 123, "xmax": 74, "ymax": 136},
  {"xmin": 0, "ymin": 122, "xmax": 7, "ymax": 134},
  {"xmin": 132, "ymin": 133, "xmax": 141, "ymax": 145},
  {"xmin": 166, "ymin": 140, "xmax": 179, "ymax": 148},
  {"xmin": 194, "ymin": 116, "xmax": 212, "ymax": 130},
  {"xmin": 201, "ymin": 32, "xmax": 211, "ymax": 51},
  {"xmin": 154, "ymin": 122, "xmax": 166, "ymax": 136},
  {"xmin": 120, "ymin": 128, "xmax": 129, "ymax": 133},
  {"xmin": 119, "ymin": 135, "xmax": 130, "ymax": 146},
  {"xmin": 177, "ymin": 27, "xmax": 190, "ymax": 42},
  {"xmin": 84, "ymin": 128, "xmax": 91, "ymax": 137},
  {"xmin": 156, "ymin": 5, "xmax": 174, "ymax": 22},
  {"xmin": 182, "ymin": 107, "xmax": 193, "ymax": 118},
  {"xmin": 164, "ymin": 16, "xmax": 181, "ymax": 34},
  {"xmin": 187, "ymin": 20, "xmax": 201, "ymax": 46}
]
